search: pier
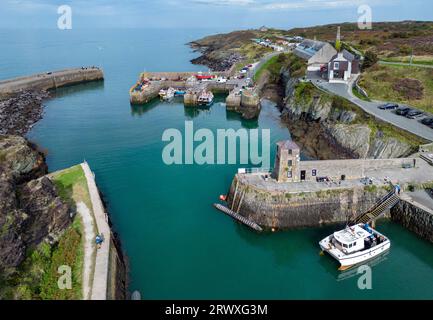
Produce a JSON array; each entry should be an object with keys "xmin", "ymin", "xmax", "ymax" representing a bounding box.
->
[
  {"xmin": 0, "ymin": 67, "xmax": 104, "ymax": 98},
  {"xmin": 129, "ymin": 71, "xmax": 261, "ymax": 119}
]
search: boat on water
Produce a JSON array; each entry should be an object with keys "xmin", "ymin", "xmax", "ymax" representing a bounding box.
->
[
  {"xmin": 174, "ymin": 90, "xmax": 186, "ymax": 96},
  {"xmin": 159, "ymin": 87, "xmax": 175, "ymax": 100},
  {"xmin": 319, "ymin": 223, "xmax": 391, "ymax": 271},
  {"xmin": 198, "ymin": 90, "xmax": 214, "ymax": 106}
]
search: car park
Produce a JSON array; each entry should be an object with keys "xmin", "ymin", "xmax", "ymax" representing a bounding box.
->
[
  {"xmin": 421, "ymin": 117, "xmax": 433, "ymax": 125},
  {"xmin": 378, "ymin": 103, "xmax": 399, "ymax": 110},
  {"xmin": 406, "ymin": 110, "xmax": 424, "ymax": 119},
  {"xmin": 395, "ymin": 107, "xmax": 412, "ymax": 116}
]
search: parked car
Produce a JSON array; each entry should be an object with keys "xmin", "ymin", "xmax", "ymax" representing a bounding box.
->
[
  {"xmin": 395, "ymin": 107, "xmax": 412, "ymax": 116},
  {"xmin": 406, "ymin": 110, "xmax": 424, "ymax": 119},
  {"xmin": 378, "ymin": 103, "xmax": 399, "ymax": 110},
  {"xmin": 421, "ymin": 117, "xmax": 433, "ymax": 125}
]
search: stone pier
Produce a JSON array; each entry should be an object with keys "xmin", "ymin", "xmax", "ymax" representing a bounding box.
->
[{"xmin": 0, "ymin": 67, "xmax": 104, "ymax": 98}]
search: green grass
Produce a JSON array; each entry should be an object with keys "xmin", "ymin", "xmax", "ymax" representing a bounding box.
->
[
  {"xmin": 381, "ymin": 55, "xmax": 433, "ymax": 66},
  {"xmin": 52, "ymin": 165, "xmax": 92, "ymax": 212},
  {"xmin": 359, "ymin": 64, "xmax": 433, "ymax": 113},
  {"xmin": 352, "ymin": 86, "xmax": 371, "ymax": 102}
]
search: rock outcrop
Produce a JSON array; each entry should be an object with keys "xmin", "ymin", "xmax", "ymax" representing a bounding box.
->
[
  {"xmin": 281, "ymin": 78, "xmax": 419, "ymax": 159},
  {"xmin": 0, "ymin": 135, "xmax": 72, "ymax": 276}
]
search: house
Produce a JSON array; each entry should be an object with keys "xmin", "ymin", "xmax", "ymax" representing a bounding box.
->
[
  {"xmin": 293, "ymin": 40, "xmax": 337, "ymax": 72},
  {"xmin": 327, "ymin": 49, "xmax": 360, "ymax": 83}
]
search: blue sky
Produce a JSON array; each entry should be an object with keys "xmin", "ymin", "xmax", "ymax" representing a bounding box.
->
[{"xmin": 0, "ymin": 0, "xmax": 432, "ymax": 29}]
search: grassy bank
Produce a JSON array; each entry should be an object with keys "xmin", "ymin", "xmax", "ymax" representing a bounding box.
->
[{"xmin": 358, "ymin": 64, "xmax": 433, "ymax": 113}]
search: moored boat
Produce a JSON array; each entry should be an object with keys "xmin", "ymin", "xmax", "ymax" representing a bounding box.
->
[
  {"xmin": 197, "ymin": 90, "xmax": 214, "ymax": 106},
  {"xmin": 319, "ymin": 223, "xmax": 391, "ymax": 270},
  {"xmin": 159, "ymin": 87, "xmax": 175, "ymax": 100}
]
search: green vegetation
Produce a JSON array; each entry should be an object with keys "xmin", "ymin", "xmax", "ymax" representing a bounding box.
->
[
  {"xmin": 254, "ymin": 53, "xmax": 306, "ymax": 82},
  {"xmin": 52, "ymin": 165, "xmax": 93, "ymax": 211},
  {"xmin": 1, "ymin": 217, "xmax": 84, "ymax": 300},
  {"xmin": 359, "ymin": 64, "xmax": 433, "ymax": 113},
  {"xmin": 381, "ymin": 56, "xmax": 433, "ymax": 66},
  {"xmin": 363, "ymin": 51, "xmax": 379, "ymax": 70}
]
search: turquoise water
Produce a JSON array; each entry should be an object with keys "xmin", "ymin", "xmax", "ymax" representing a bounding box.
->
[{"xmin": 3, "ymin": 29, "xmax": 433, "ymax": 299}]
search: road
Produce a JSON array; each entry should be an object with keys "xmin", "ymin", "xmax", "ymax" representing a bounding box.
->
[{"xmin": 310, "ymin": 75, "xmax": 433, "ymax": 141}]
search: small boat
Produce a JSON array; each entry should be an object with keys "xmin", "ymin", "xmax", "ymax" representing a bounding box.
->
[
  {"xmin": 174, "ymin": 90, "xmax": 186, "ymax": 96},
  {"xmin": 197, "ymin": 90, "xmax": 214, "ymax": 106},
  {"xmin": 319, "ymin": 223, "xmax": 391, "ymax": 271},
  {"xmin": 159, "ymin": 87, "xmax": 175, "ymax": 100}
]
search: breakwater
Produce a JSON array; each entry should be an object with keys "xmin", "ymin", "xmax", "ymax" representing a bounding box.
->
[{"xmin": 0, "ymin": 67, "xmax": 104, "ymax": 98}]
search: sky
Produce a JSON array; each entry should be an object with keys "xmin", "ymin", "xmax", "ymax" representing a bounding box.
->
[{"xmin": 0, "ymin": 0, "xmax": 432, "ymax": 30}]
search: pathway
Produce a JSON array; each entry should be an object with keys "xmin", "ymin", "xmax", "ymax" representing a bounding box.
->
[
  {"xmin": 77, "ymin": 201, "xmax": 96, "ymax": 300},
  {"xmin": 379, "ymin": 61, "xmax": 433, "ymax": 69},
  {"xmin": 81, "ymin": 161, "xmax": 111, "ymax": 300}
]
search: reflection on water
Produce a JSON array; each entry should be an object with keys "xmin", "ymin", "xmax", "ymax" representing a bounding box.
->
[
  {"xmin": 336, "ymin": 252, "xmax": 390, "ymax": 282},
  {"xmin": 50, "ymin": 80, "xmax": 104, "ymax": 99}
]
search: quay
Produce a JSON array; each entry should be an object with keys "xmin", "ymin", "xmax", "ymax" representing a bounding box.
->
[
  {"xmin": 129, "ymin": 71, "xmax": 261, "ymax": 119},
  {"xmin": 224, "ymin": 140, "xmax": 433, "ymax": 242},
  {"xmin": 0, "ymin": 67, "xmax": 104, "ymax": 98}
]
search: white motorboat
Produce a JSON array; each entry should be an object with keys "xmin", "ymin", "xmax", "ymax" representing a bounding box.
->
[
  {"xmin": 197, "ymin": 90, "xmax": 214, "ymax": 106},
  {"xmin": 159, "ymin": 87, "xmax": 175, "ymax": 100},
  {"xmin": 319, "ymin": 223, "xmax": 391, "ymax": 271}
]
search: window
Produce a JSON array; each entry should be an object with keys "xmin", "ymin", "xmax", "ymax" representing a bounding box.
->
[
  {"xmin": 349, "ymin": 243, "xmax": 352, "ymax": 248},
  {"xmin": 288, "ymin": 149, "xmax": 292, "ymax": 155},
  {"xmin": 334, "ymin": 62, "xmax": 340, "ymax": 70},
  {"xmin": 287, "ymin": 170, "xmax": 292, "ymax": 178},
  {"xmin": 288, "ymin": 160, "xmax": 293, "ymax": 167},
  {"xmin": 343, "ymin": 244, "xmax": 348, "ymax": 248}
]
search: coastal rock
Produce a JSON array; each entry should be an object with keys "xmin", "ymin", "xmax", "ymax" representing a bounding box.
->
[
  {"xmin": 282, "ymin": 77, "xmax": 416, "ymax": 159},
  {"xmin": 0, "ymin": 90, "xmax": 50, "ymax": 136},
  {"xmin": 0, "ymin": 135, "xmax": 71, "ymax": 275},
  {"xmin": 323, "ymin": 123, "xmax": 371, "ymax": 158}
]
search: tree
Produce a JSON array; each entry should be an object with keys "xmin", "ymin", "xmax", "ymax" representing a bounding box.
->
[{"xmin": 363, "ymin": 51, "xmax": 378, "ymax": 70}]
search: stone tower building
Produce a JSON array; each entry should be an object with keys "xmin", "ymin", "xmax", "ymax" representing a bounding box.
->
[{"xmin": 273, "ymin": 140, "xmax": 301, "ymax": 183}]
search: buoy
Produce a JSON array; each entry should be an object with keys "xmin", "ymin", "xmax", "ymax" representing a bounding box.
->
[
  {"xmin": 271, "ymin": 228, "xmax": 276, "ymax": 232},
  {"xmin": 219, "ymin": 195, "xmax": 227, "ymax": 201},
  {"xmin": 319, "ymin": 251, "xmax": 325, "ymax": 256}
]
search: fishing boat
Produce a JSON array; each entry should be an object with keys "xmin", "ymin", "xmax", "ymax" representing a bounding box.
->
[
  {"xmin": 197, "ymin": 90, "xmax": 214, "ymax": 106},
  {"xmin": 319, "ymin": 223, "xmax": 391, "ymax": 271},
  {"xmin": 159, "ymin": 87, "xmax": 175, "ymax": 100}
]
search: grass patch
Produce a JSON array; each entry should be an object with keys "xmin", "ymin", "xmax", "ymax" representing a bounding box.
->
[
  {"xmin": 381, "ymin": 55, "xmax": 433, "ymax": 66},
  {"xmin": 51, "ymin": 165, "xmax": 92, "ymax": 212},
  {"xmin": 358, "ymin": 64, "xmax": 433, "ymax": 113}
]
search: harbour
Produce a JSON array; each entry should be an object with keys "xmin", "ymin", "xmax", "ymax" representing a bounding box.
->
[{"xmin": 4, "ymin": 28, "xmax": 433, "ymax": 299}]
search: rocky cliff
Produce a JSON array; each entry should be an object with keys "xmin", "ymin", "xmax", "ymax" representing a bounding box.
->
[
  {"xmin": 0, "ymin": 135, "xmax": 72, "ymax": 277},
  {"xmin": 281, "ymin": 77, "xmax": 423, "ymax": 159}
]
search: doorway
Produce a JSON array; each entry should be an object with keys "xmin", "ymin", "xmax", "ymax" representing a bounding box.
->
[{"xmin": 301, "ymin": 170, "xmax": 306, "ymax": 181}]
